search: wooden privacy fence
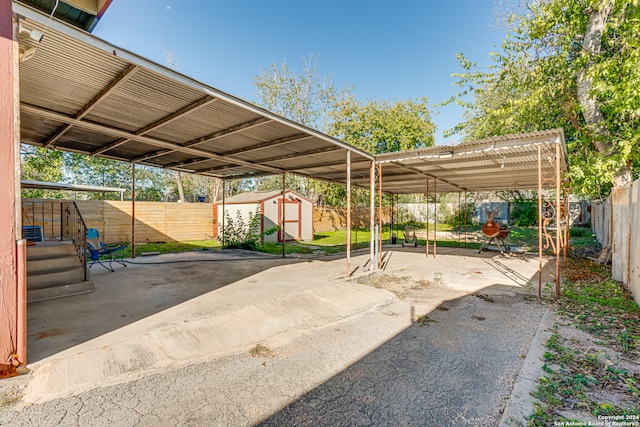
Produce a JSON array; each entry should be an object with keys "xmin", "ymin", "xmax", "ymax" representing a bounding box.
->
[
  {"xmin": 313, "ymin": 207, "xmax": 393, "ymax": 233},
  {"xmin": 591, "ymin": 178, "xmax": 640, "ymax": 306},
  {"xmin": 22, "ymin": 199, "xmax": 215, "ymax": 244},
  {"xmin": 23, "ymin": 200, "xmax": 402, "ymax": 242}
]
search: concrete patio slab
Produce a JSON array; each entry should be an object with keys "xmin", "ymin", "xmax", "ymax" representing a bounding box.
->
[{"xmin": 18, "ymin": 246, "xmax": 554, "ymax": 405}]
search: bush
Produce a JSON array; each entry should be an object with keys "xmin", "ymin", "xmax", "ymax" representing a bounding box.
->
[
  {"xmin": 511, "ymin": 202, "xmax": 537, "ymax": 226},
  {"xmin": 441, "ymin": 203, "xmax": 476, "ymax": 229},
  {"xmin": 570, "ymin": 226, "xmax": 590, "ymax": 237},
  {"xmin": 222, "ymin": 209, "xmax": 262, "ymax": 251}
]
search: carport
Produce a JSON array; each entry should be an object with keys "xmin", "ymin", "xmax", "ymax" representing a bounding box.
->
[{"xmin": 1, "ymin": 2, "xmax": 567, "ymax": 375}]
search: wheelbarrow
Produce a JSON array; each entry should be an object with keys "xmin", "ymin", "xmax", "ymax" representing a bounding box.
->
[{"xmin": 402, "ymin": 226, "xmax": 418, "ymax": 247}]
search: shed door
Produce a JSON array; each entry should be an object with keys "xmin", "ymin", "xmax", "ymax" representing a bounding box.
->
[{"xmin": 278, "ymin": 198, "xmax": 301, "ymax": 242}]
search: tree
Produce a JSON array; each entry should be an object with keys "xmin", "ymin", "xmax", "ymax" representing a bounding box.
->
[
  {"xmin": 328, "ymin": 97, "xmax": 436, "ymax": 154},
  {"xmin": 65, "ymin": 154, "xmax": 133, "ymax": 200},
  {"xmin": 445, "ymin": 0, "xmax": 640, "ymax": 198},
  {"xmin": 253, "ymin": 54, "xmax": 352, "ymax": 206},
  {"xmin": 253, "ymin": 53, "xmax": 348, "ymax": 131},
  {"xmin": 163, "ymin": 48, "xmax": 188, "ymax": 203},
  {"xmin": 20, "ymin": 145, "xmax": 65, "ymax": 199}
]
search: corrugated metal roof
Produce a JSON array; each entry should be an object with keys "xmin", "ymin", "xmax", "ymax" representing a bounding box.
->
[
  {"xmin": 21, "ymin": 180, "xmax": 125, "ymax": 193},
  {"xmin": 374, "ymin": 129, "xmax": 567, "ymax": 194},
  {"xmin": 14, "ymin": 3, "xmax": 567, "ymax": 196},
  {"xmin": 15, "ymin": 2, "xmax": 374, "ymax": 187}
]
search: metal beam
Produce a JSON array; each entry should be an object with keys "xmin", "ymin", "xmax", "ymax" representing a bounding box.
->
[
  {"xmin": 260, "ymin": 146, "xmax": 342, "ymax": 165},
  {"xmin": 21, "ymin": 103, "xmax": 285, "ymax": 175},
  {"xmin": 387, "ymin": 161, "xmax": 464, "ymax": 192},
  {"xmin": 369, "ymin": 161, "xmax": 375, "ymax": 270},
  {"xmin": 162, "ymin": 133, "xmax": 313, "ymax": 169},
  {"xmin": 219, "ymin": 133, "xmax": 312, "ymax": 156},
  {"xmin": 133, "ymin": 116, "xmax": 272, "ymax": 162},
  {"xmin": 197, "ymin": 146, "xmax": 343, "ymax": 174},
  {"xmin": 44, "ymin": 64, "xmax": 139, "ymax": 148},
  {"xmin": 93, "ymin": 95, "xmax": 217, "ymax": 155}
]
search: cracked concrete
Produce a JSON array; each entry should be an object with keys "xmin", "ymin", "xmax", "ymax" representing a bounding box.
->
[{"xmin": 0, "ymin": 246, "xmax": 553, "ymax": 426}]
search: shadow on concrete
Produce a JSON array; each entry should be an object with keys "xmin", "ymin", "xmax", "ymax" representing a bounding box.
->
[
  {"xmin": 254, "ymin": 290, "xmax": 547, "ymax": 427},
  {"xmin": 26, "ymin": 249, "xmax": 305, "ymax": 363}
]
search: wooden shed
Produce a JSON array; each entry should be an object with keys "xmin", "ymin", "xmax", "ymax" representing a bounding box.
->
[{"xmin": 215, "ymin": 190, "xmax": 313, "ymax": 242}]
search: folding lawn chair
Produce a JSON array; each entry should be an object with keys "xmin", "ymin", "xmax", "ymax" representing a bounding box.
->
[{"xmin": 87, "ymin": 228, "xmax": 127, "ymax": 271}]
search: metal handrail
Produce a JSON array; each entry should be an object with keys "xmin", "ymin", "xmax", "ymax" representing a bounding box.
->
[
  {"xmin": 61, "ymin": 202, "xmax": 88, "ymax": 281},
  {"xmin": 22, "ymin": 199, "xmax": 88, "ymax": 281}
]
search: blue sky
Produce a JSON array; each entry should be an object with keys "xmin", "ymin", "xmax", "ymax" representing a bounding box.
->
[{"xmin": 93, "ymin": 1, "xmax": 507, "ymax": 145}]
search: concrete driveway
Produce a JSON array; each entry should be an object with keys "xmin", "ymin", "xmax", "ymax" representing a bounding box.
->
[{"xmin": 0, "ymin": 245, "xmax": 554, "ymax": 425}]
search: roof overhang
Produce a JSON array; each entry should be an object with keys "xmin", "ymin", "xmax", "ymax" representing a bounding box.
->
[
  {"xmin": 14, "ymin": 2, "xmax": 374, "ymax": 188},
  {"xmin": 14, "ymin": 3, "xmax": 567, "ymax": 197},
  {"xmin": 21, "ymin": 179, "xmax": 125, "ymax": 193},
  {"xmin": 374, "ymin": 129, "xmax": 568, "ymax": 194}
]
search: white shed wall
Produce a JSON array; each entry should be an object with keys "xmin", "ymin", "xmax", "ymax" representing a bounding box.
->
[
  {"xmin": 262, "ymin": 198, "xmax": 280, "ymax": 243},
  {"xmin": 301, "ymin": 199, "xmax": 313, "ymax": 240}
]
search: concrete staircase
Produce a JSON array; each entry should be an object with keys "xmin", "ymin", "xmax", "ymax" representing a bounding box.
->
[{"xmin": 27, "ymin": 241, "xmax": 95, "ymax": 303}]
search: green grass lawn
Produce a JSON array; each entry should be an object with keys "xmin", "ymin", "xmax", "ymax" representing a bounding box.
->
[
  {"xmin": 111, "ymin": 225, "xmax": 598, "ymax": 258},
  {"xmin": 120, "ymin": 240, "xmax": 221, "ymax": 258}
]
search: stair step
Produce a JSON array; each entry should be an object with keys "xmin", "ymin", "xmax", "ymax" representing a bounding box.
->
[
  {"xmin": 28, "ymin": 281, "xmax": 95, "ymax": 303},
  {"xmin": 28, "ymin": 267, "xmax": 85, "ymax": 290},
  {"xmin": 27, "ymin": 241, "xmax": 77, "ymax": 260},
  {"xmin": 28, "ymin": 255, "xmax": 82, "ymax": 275}
]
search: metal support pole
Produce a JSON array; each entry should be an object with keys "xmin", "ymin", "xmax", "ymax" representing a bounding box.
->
[
  {"xmin": 378, "ymin": 165, "xmax": 383, "ymax": 268},
  {"xmin": 370, "ymin": 161, "xmax": 375, "ymax": 270},
  {"xmin": 555, "ymin": 143, "xmax": 561, "ymax": 300},
  {"xmin": 464, "ymin": 191, "xmax": 468, "ymax": 248},
  {"xmin": 627, "ymin": 178, "xmax": 634, "ymax": 295},
  {"xmin": 221, "ymin": 180, "xmax": 226, "ymax": 248},
  {"xmin": 282, "ymin": 173, "xmax": 286, "ymax": 258},
  {"xmin": 390, "ymin": 191, "xmax": 394, "ymax": 244},
  {"xmin": 131, "ymin": 162, "xmax": 136, "ymax": 258},
  {"xmin": 537, "ymin": 144, "xmax": 543, "ymax": 298},
  {"xmin": 458, "ymin": 191, "xmax": 461, "ymax": 247},
  {"xmin": 434, "ymin": 179, "xmax": 437, "ymax": 258},
  {"xmin": 346, "ymin": 151, "xmax": 351, "ymax": 277},
  {"xmin": 426, "ymin": 180, "xmax": 429, "ymax": 256}
]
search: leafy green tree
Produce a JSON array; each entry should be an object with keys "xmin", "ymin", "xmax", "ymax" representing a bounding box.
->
[
  {"xmin": 253, "ymin": 54, "xmax": 353, "ymax": 206},
  {"xmin": 328, "ymin": 97, "xmax": 436, "ymax": 154},
  {"xmin": 445, "ymin": 0, "xmax": 640, "ymax": 198},
  {"xmin": 20, "ymin": 145, "xmax": 65, "ymax": 199}
]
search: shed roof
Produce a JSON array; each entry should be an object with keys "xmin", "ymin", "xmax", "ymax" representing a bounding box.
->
[
  {"xmin": 222, "ymin": 190, "xmax": 310, "ymax": 204},
  {"xmin": 223, "ymin": 191, "xmax": 282, "ymax": 204}
]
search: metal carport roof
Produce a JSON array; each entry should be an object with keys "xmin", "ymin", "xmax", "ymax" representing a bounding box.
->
[
  {"xmin": 374, "ymin": 129, "xmax": 567, "ymax": 194},
  {"xmin": 14, "ymin": 2, "xmax": 374, "ymax": 186},
  {"xmin": 15, "ymin": 3, "xmax": 566, "ymax": 196}
]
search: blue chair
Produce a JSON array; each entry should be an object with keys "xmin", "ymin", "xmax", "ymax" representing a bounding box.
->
[{"xmin": 87, "ymin": 228, "xmax": 127, "ymax": 272}]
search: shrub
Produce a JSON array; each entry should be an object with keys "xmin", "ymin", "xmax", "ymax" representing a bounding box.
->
[
  {"xmin": 222, "ymin": 209, "xmax": 262, "ymax": 250},
  {"xmin": 511, "ymin": 202, "xmax": 537, "ymax": 226}
]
